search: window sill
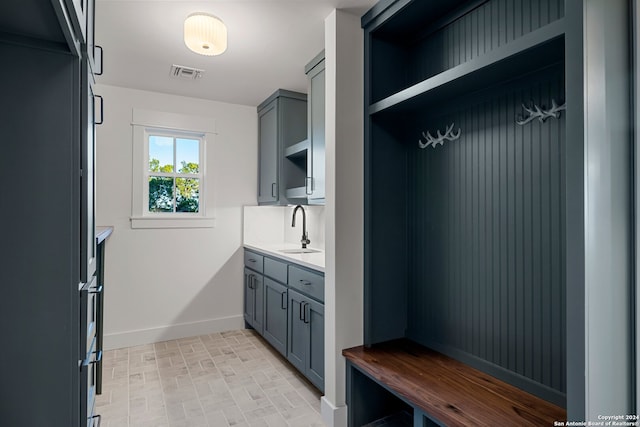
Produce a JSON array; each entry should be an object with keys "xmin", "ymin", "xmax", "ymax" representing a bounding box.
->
[{"xmin": 130, "ymin": 216, "xmax": 215, "ymax": 229}]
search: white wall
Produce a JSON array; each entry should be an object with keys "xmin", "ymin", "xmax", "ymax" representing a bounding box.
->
[
  {"xmin": 244, "ymin": 205, "xmax": 326, "ymax": 250},
  {"xmin": 322, "ymin": 10, "xmax": 364, "ymax": 427},
  {"xmin": 95, "ymin": 84, "xmax": 257, "ymax": 349}
]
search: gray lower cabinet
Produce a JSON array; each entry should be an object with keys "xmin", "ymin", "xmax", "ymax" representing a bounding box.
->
[
  {"xmin": 287, "ymin": 289, "xmax": 324, "ymax": 391},
  {"xmin": 244, "ymin": 267, "xmax": 264, "ymax": 334},
  {"xmin": 244, "ymin": 249, "xmax": 324, "ymax": 392},
  {"xmin": 263, "ymin": 278, "xmax": 288, "ymax": 356}
]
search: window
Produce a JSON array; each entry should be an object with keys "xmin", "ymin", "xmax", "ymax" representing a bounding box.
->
[
  {"xmin": 147, "ymin": 132, "xmax": 202, "ymax": 214},
  {"xmin": 131, "ymin": 109, "xmax": 215, "ymax": 229}
]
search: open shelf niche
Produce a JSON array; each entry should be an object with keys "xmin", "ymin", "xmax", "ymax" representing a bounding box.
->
[{"xmin": 360, "ymin": 1, "xmax": 569, "ymax": 423}]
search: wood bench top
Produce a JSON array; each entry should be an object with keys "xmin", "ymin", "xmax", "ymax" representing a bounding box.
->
[{"xmin": 343, "ymin": 339, "xmax": 566, "ymax": 427}]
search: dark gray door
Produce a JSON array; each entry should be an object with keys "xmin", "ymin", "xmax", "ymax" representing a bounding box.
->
[
  {"xmin": 305, "ymin": 298, "xmax": 324, "ymax": 391},
  {"xmin": 287, "ymin": 289, "xmax": 307, "ymax": 373},
  {"xmin": 263, "ymin": 278, "xmax": 288, "ymax": 357},
  {"xmin": 258, "ymin": 100, "xmax": 278, "ymax": 204}
]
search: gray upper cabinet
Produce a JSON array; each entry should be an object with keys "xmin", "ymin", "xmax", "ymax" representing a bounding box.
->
[
  {"xmin": 305, "ymin": 51, "xmax": 325, "ymax": 204},
  {"xmin": 257, "ymin": 100, "xmax": 279, "ymax": 204},
  {"xmin": 257, "ymin": 90, "xmax": 307, "ymax": 205}
]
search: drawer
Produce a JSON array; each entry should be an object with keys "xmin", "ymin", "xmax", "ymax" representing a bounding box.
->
[
  {"xmin": 264, "ymin": 257, "xmax": 287, "ymax": 283},
  {"xmin": 288, "ymin": 265, "xmax": 324, "ymax": 303},
  {"xmin": 244, "ymin": 250, "xmax": 264, "ymax": 273}
]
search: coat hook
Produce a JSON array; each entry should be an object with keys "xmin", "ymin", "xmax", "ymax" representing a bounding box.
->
[
  {"xmin": 516, "ymin": 99, "xmax": 566, "ymax": 125},
  {"xmin": 418, "ymin": 123, "xmax": 461, "ymax": 149}
]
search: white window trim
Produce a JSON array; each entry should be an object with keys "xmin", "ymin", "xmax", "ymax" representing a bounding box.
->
[{"xmin": 131, "ymin": 109, "xmax": 216, "ymax": 229}]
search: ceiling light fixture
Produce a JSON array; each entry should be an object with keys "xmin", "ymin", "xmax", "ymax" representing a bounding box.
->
[{"xmin": 184, "ymin": 13, "xmax": 227, "ymax": 56}]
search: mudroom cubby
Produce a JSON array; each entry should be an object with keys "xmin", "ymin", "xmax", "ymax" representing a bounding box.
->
[{"xmin": 345, "ymin": 0, "xmax": 631, "ymax": 425}]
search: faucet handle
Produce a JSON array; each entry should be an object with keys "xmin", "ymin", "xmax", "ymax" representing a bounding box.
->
[{"xmin": 301, "ymin": 233, "xmax": 311, "ymax": 248}]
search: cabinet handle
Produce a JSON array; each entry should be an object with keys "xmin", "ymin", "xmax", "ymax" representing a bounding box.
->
[
  {"xmin": 250, "ymin": 275, "xmax": 255, "ymax": 289},
  {"xmin": 248, "ymin": 258, "xmax": 256, "ymax": 263},
  {"xmin": 90, "ymin": 414, "xmax": 102, "ymax": 427},
  {"xmin": 271, "ymin": 182, "xmax": 277, "ymax": 198},
  {"xmin": 303, "ymin": 302, "xmax": 309, "ymax": 324},
  {"xmin": 281, "ymin": 291, "xmax": 287, "ymax": 310},
  {"xmin": 299, "ymin": 280, "xmax": 312, "ymax": 286},
  {"xmin": 299, "ymin": 301, "xmax": 305, "ymax": 321},
  {"xmin": 94, "ymin": 45, "xmax": 104, "ymax": 76},
  {"xmin": 82, "ymin": 349, "xmax": 103, "ymax": 367},
  {"xmin": 305, "ymin": 177, "xmax": 313, "ymax": 195},
  {"xmin": 94, "ymin": 95, "xmax": 104, "ymax": 125},
  {"xmin": 89, "ymin": 285, "xmax": 103, "ymax": 294}
]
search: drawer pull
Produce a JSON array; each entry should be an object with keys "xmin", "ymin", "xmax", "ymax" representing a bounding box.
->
[
  {"xmin": 89, "ymin": 285, "xmax": 103, "ymax": 294},
  {"xmin": 94, "ymin": 45, "xmax": 104, "ymax": 76},
  {"xmin": 299, "ymin": 280, "xmax": 312, "ymax": 286},
  {"xmin": 82, "ymin": 350, "xmax": 103, "ymax": 367},
  {"xmin": 248, "ymin": 258, "xmax": 257, "ymax": 263},
  {"xmin": 90, "ymin": 414, "xmax": 102, "ymax": 427}
]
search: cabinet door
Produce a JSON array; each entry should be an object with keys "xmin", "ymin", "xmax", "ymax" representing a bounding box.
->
[
  {"xmin": 308, "ymin": 59, "xmax": 325, "ymax": 203},
  {"xmin": 305, "ymin": 298, "xmax": 324, "ymax": 391},
  {"xmin": 252, "ymin": 273, "xmax": 264, "ymax": 334},
  {"xmin": 287, "ymin": 289, "xmax": 307, "ymax": 373},
  {"xmin": 263, "ymin": 278, "xmax": 288, "ymax": 356},
  {"xmin": 81, "ymin": 59, "xmax": 97, "ymax": 283},
  {"xmin": 243, "ymin": 268, "xmax": 255, "ymax": 327},
  {"xmin": 258, "ymin": 100, "xmax": 279, "ymax": 204}
]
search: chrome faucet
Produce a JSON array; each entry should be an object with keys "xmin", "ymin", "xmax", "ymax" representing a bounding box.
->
[{"xmin": 291, "ymin": 205, "xmax": 310, "ymax": 249}]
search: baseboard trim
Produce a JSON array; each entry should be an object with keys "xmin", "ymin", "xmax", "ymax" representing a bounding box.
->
[
  {"xmin": 321, "ymin": 396, "xmax": 348, "ymax": 427},
  {"xmin": 103, "ymin": 315, "xmax": 244, "ymax": 350}
]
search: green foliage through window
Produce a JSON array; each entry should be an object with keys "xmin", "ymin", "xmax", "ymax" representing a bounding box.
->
[{"xmin": 147, "ymin": 134, "xmax": 201, "ymax": 213}]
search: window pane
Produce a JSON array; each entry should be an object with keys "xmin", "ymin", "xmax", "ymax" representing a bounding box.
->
[
  {"xmin": 176, "ymin": 178, "xmax": 199, "ymax": 213},
  {"xmin": 149, "ymin": 136, "xmax": 174, "ymax": 172},
  {"xmin": 176, "ymin": 138, "xmax": 199, "ymax": 174},
  {"xmin": 148, "ymin": 176, "xmax": 174, "ymax": 212}
]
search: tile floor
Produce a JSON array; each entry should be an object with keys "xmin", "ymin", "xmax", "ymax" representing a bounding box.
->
[{"xmin": 96, "ymin": 329, "xmax": 326, "ymax": 427}]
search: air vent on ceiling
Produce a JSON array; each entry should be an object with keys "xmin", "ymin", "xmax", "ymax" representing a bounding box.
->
[{"xmin": 169, "ymin": 64, "xmax": 204, "ymax": 80}]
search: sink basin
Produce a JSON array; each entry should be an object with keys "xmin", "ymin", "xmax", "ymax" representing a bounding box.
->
[{"xmin": 279, "ymin": 248, "xmax": 321, "ymax": 254}]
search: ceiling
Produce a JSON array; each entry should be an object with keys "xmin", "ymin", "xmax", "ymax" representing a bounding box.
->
[{"xmin": 95, "ymin": 0, "xmax": 377, "ymax": 107}]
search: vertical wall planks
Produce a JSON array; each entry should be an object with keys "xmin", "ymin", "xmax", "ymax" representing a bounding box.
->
[
  {"xmin": 408, "ymin": 65, "xmax": 565, "ymax": 400},
  {"xmin": 371, "ymin": 0, "xmax": 564, "ymax": 103}
]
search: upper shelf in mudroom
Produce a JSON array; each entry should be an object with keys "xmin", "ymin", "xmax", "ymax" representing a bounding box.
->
[
  {"xmin": 364, "ymin": 0, "xmax": 566, "ymax": 117},
  {"xmin": 369, "ymin": 19, "xmax": 565, "ymax": 117}
]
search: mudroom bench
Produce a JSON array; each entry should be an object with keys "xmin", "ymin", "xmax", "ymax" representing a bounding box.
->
[{"xmin": 343, "ymin": 340, "xmax": 566, "ymax": 427}]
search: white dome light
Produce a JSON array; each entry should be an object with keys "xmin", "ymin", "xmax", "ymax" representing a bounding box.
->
[{"xmin": 184, "ymin": 13, "xmax": 227, "ymax": 56}]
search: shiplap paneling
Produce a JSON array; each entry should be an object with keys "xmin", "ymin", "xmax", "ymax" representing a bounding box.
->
[
  {"xmin": 371, "ymin": 0, "xmax": 564, "ymax": 103},
  {"xmin": 415, "ymin": 0, "xmax": 564, "ymax": 84},
  {"xmin": 406, "ymin": 65, "xmax": 566, "ymax": 405}
]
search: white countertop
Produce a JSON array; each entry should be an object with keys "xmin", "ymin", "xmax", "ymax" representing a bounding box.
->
[{"xmin": 244, "ymin": 243, "xmax": 325, "ymax": 272}]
